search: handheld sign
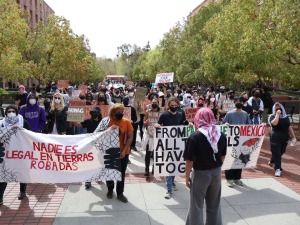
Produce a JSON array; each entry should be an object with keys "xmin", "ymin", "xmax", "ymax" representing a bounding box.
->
[
  {"xmin": 57, "ymin": 80, "xmax": 69, "ymax": 89},
  {"xmin": 123, "ymin": 107, "xmax": 131, "ymax": 121},
  {"xmin": 155, "ymin": 72, "xmax": 174, "ymax": 84},
  {"xmin": 184, "ymin": 108, "xmax": 199, "ymax": 122},
  {"xmin": 67, "ymin": 100, "xmax": 86, "ymax": 122}
]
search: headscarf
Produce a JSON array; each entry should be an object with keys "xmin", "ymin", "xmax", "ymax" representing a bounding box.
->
[
  {"xmin": 194, "ymin": 107, "xmax": 221, "ymax": 160},
  {"xmin": 268, "ymin": 102, "xmax": 287, "ymax": 125},
  {"xmin": 2, "ymin": 105, "xmax": 24, "ymax": 128}
]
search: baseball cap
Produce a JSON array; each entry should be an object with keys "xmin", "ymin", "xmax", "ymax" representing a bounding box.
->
[
  {"xmin": 90, "ymin": 106, "xmax": 100, "ymax": 112},
  {"xmin": 220, "ymin": 86, "xmax": 225, "ymax": 90}
]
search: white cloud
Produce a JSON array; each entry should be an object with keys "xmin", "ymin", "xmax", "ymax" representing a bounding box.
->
[{"xmin": 45, "ymin": 0, "xmax": 203, "ymax": 58}]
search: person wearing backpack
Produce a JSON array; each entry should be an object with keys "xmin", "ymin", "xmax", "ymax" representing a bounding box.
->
[{"xmin": 19, "ymin": 94, "xmax": 46, "ymax": 133}]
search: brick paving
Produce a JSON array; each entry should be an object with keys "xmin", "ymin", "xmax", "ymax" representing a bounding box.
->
[{"xmin": 0, "ymin": 133, "xmax": 299, "ymax": 224}]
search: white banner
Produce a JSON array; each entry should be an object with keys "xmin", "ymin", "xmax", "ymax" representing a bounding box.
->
[
  {"xmin": 155, "ymin": 72, "xmax": 174, "ymax": 84},
  {"xmin": 0, "ymin": 127, "xmax": 121, "ymax": 183},
  {"xmin": 153, "ymin": 125, "xmax": 266, "ymax": 176}
]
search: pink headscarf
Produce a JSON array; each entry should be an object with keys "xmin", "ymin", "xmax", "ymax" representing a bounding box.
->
[{"xmin": 194, "ymin": 108, "xmax": 221, "ymax": 157}]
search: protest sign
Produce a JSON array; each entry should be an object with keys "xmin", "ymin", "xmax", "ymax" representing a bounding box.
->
[
  {"xmin": 147, "ymin": 111, "xmax": 163, "ymax": 137},
  {"xmin": 123, "ymin": 107, "xmax": 131, "ymax": 121},
  {"xmin": 154, "ymin": 126, "xmax": 195, "ymax": 176},
  {"xmin": 67, "ymin": 100, "xmax": 86, "ymax": 122},
  {"xmin": 153, "ymin": 124, "xmax": 266, "ymax": 176},
  {"xmin": 220, "ymin": 124, "xmax": 266, "ymax": 170},
  {"xmin": 79, "ymin": 85, "xmax": 88, "ymax": 93},
  {"xmin": 155, "ymin": 72, "xmax": 174, "ymax": 84},
  {"xmin": 184, "ymin": 108, "xmax": 199, "ymax": 122},
  {"xmin": 0, "ymin": 127, "xmax": 121, "ymax": 183},
  {"xmin": 221, "ymin": 100, "xmax": 235, "ymax": 112},
  {"xmin": 72, "ymin": 90, "xmax": 81, "ymax": 98},
  {"xmin": 134, "ymin": 87, "xmax": 148, "ymax": 114},
  {"xmin": 57, "ymin": 80, "xmax": 69, "ymax": 89},
  {"xmin": 100, "ymin": 105, "xmax": 111, "ymax": 118}
]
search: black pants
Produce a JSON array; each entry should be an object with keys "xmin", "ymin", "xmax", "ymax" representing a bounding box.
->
[
  {"xmin": 225, "ymin": 169, "xmax": 242, "ymax": 180},
  {"xmin": 145, "ymin": 144, "xmax": 153, "ymax": 173},
  {"xmin": 139, "ymin": 114, "xmax": 144, "ymax": 140},
  {"xmin": 0, "ymin": 182, "xmax": 27, "ymax": 198},
  {"xmin": 106, "ymin": 155, "xmax": 129, "ymax": 196},
  {"xmin": 131, "ymin": 123, "xmax": 139, "ymax": 148},
  {"xmin": 270, "ymin": 137, "xmax": 288, "ymax": 170}
]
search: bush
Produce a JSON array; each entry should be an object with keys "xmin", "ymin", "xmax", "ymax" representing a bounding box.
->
[{"xmin": 0, "ymin": 88, "xmax": 8, "ymax": 94}]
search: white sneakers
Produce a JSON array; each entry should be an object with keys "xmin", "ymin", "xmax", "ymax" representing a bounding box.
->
[
  {"xmin": 227, "ymin": 180, "xmax": 234, "ymax": 187},
  {"xmin": 234, "ymin": 180, "xmax": 244, "ymax": 186},
  {"xmin": 227, "ymin": 179, "xmax": 244, "ymax": 187},
  {"xmin": 275, "ymin": 169, "xmax": 281, "ymax": 177},
  {"xmin": 164, "ymin": 191, "xmax": 172, "ymax": 199}
]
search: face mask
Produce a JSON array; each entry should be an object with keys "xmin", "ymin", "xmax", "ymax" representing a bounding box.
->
[
  {"xmin": 229, "ymin": 95, "xmax": 234, "ymax": 99},
  {"xmin": 169, "ymin": 107, "xmax": 177, "ymax": 113},
  {"xmin": 79, "ymin": 96, "xmax": 85, "ymax": 100},
  {"xmin": 152, "ymin": 104, "xmax": 158, "ymax": 109},
  {"xmin": 54, "ymin": 99, "xmax": 61, "ymax": 104},
  {"xmin": 7, "ymin": 112, "xmax": 16, "ymax": 118},
  {"xmin": 235, "ymin": 103, "xmax": 243, "ymax": 109},
  {"xmin": 115, "ymin": 113, "xmax": 124, "ymax": 120},
  {"xmin": 98, "ymin": 97, "xmax": 105, "ymax": 102},
  {"xmin": 254, "ymin": 93, "xmax": 260, "ymax": 97},
  {"xmin": 90, "ymin": 113, "xmax": 99, "ymax": 119},
  {"xmin": 198, "ymin": 103, "xmax": 204, "ymax": 107},
  {"xmin": 194, "ymin": 97, "xmax": 199, "ymax": 101},
  {"xmin": 220, "ymin": 90, "xmax": 225, "ymax": 93},
  {"xmin": 174, "ymin": 93, "xmax": 178, "ymax": 97},
  {"xmin": 129, "ymin": 92, "xmax": 134, "ymax": 97},
  {"xmin": 68, "ymin": 90, "xmax": 72, "ymax": 94},
  {"xmin": 210, "ymin": 98, "xmax": 215, "ymax": 102},
  {"xmin": 29, "ymin": 99, "xmax": 36, "ymax": 105}
]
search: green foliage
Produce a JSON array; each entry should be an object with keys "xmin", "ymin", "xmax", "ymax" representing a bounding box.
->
[{"xmin": 0, "ymin": 88, "xmax": 8, "ymax": 94}]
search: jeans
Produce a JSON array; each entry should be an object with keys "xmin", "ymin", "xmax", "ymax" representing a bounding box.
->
[
  {"xmin": 106, "ymin": 155, "xmax": 129, "ymax": 195},
  {"xmin": 165, "ymin": 176, "xmax": 175, "ymax": 192}
]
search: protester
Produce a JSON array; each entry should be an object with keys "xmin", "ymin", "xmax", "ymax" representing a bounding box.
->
[
  {"xmin": 206, "ymin": 93, "xmax": 219, "ymax": 120},
  {"xmin": 222, "ymin": 97, "xmax": 251, "ymax": 187},
  {"xmin": 19, "ymin": 94, "xmax": 46, "ymax": 133},
  {"xmin": 155, "ymin": 97, "xmax": 184, "ymax": 199},
  {"xmin": 184, "ymin": 107, "xmax": 227, "ymax": 225},
  {"xmin": 15, "ymin": 85, "xmax": 28, "ymax": 109},
  {"xmin": 0, "ymin": 105, "xmax": 31, "ymax": 204},
  {"xmin": 94, "ymin": 103, "xmax": 133, "ymax": 203},
  {"xmin": 268, "ymin": 102, "xmax": 296, "ymax": 177},
  {"xmin": 247, "ymin": 88, "xmax": 264, "ymax": 125},
  {"xmin": 46, "ymin": 93, "xmax": 68, "ymax": 134}
]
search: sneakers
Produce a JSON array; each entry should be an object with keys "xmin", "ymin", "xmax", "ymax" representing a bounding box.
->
[
  {"xmin": 117, "ymin": 194, "xmax": 128, "ymax": 203},
  {"xmin": 85, "ymin": 182, "xmax": 91, "ymax": 189},
  {"xmin": 18, "ymin": 192, "xmax": 26, "ymax": 200},
  {"xmin": 164, "ymin": 191, "xmax": 172, "ymax": 199},
  {"xmin": 268, "ymin": 161, "xmax": 274, "ymax": 168},
  {"xmin": 227, "ymin": 180, "xmax": 234, "ymax": 187},
  {"xmin": 107, "ymin": 190, "xmax": 113, "ymax": 199},
  {"xmin": 234, "ymin": 180, "xmax": 244, "ymax": 186},
  {"xmin": 172, "ymin": 183, "xmax": 177, "ymax": 191},
  {"xmin": 275, "ymin": 169, "xmax": 281, "ymax": 177},
  {"xmin": 144, "ymin": 171, "xmax": 150, "ymax": 177}
]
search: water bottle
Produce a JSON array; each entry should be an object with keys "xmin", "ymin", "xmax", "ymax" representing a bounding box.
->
[{"xmin": 290, "ymin": 138, "xmax": 297, "ymax": 147}]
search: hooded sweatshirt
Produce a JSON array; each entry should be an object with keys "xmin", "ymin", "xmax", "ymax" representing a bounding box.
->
[{"xmin": 19, "ymin": 96, "xmax": 46, "ymax": 132}]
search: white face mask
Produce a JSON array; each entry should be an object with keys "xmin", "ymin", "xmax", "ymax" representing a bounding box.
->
[
  {"xmin": 210, "ymin": 98, "xmax": 215, "ymax": 102},
  {"xmin": 129, "ymin": 92, "xmax": 134, "ymax": 97},
  {"xmin": 174, "ymin": 93, "xmax": 178, "ymax": 97},
  {"xmin": 29, "ymin": 99, "xmax": 36, "ymax": 105},
  {"xmin": 7, "ymin": 112, "xmax": 16, "ymax": 118},
  {"xmin": 54, "ymin": 99, "xmax": 61, "ymax": 104}
]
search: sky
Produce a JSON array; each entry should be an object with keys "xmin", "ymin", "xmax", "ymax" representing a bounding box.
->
[{"xmin": 45, "ymin": 0, "xmax": 204, "ymax": 58}]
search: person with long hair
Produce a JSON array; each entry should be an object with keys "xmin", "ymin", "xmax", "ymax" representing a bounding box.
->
[
  {"xmin": 206, "ymin": 93, "xmax": 218, "ymax": 120},
  {"xmin": 46, "ymin": 93, "xmax": 68, "ymax": 134},
  {"xmin": 268, "ymin": 102, "xmax": 297, "ymax": 177},
  {"xmin": 184, "ymin": 107, "xmax": 227, "ymax": 225},
  {"xmin": 94, "ymin": 103, "xmax": 133, "ymax": 203}
]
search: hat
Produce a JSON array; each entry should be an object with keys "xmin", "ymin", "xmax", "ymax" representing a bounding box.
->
[
  {"xmin": 220, "ymin": 86, "xmax": 225, "ymax": 90},
  {"xmin": 158, "ymin": 91, "xmax": 164, "ymax": 97},
  {"xmin": 90, "ymin": 106, "xmax": 100, "ymax": 112},
  {"xmin": 228, "ymin": 90, "xmax": 235, "ymax": 94}
]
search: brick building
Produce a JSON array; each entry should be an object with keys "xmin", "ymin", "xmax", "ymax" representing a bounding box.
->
[{"xmin": 15, "ymin": 0, "xmax": 54, "ymax": 28}]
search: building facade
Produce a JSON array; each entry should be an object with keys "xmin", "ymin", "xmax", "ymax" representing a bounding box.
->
[{"xmin": 15, "ymin": 0, "xmax": 54, "ymax": 28}]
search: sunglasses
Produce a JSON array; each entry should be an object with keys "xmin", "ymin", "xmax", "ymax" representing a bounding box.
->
[
  {"xmin": 54, "ymin": 97, "xmax": 61, "ymax": 99},
  {"xmin": 7, "ymin": 110, "xmax": 16, "ymax": 113}
]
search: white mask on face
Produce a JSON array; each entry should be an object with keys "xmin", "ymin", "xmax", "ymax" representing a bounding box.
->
[
  {"xmin": 210, "ymin": 98, "xmax": 215, "ymax": 102},
  {"xmin": 29, "ymin": 99, "xmax": 36, "ymax": 105},
  {"xmin": 129, "ymin": 92, "xmax": 134, "ymax": 97},
  {"xmin": 7, "ymin": 112, "xmax": 16, "ymax": 118},
  {"xmin": 174, "ymin": 93, "xmax": 178, "ymax": 97},
  {"xmin": 54, "ymin": 99, "xmax": 61, "ymax": 104}
]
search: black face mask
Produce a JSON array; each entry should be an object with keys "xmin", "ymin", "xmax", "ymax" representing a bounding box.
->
[
  {"xmin": 90, "ymin": 113, "xmax": 99, "ymax": 119},
  {"xmin": 220, "ymin": 90, "xmax": 225, "ymax": 93},
  {"xmin": 152, "ymin": 104, "xmax": 158, "ymax": 109},
  {"xmin": 115, "ymin": 113, "xmax": 124, "ymax": 120},
  {"xmin": 79, "ymin": 96, "xmax": 85, "ymax": 100},
  {"xmin": 98, "ymin": 97, "xmax": 105, "ymax": 102},
  {"xmin": 254, "ymin": 93, "xmax": 260, "ymax": 98},
  {"xmin": 198, "ymin": 103, "xmax": 204, "ymax": 107},
  {"xmin": 229, "ymin": 95, "xmax": 234, "ymax": 100},
  {"xmin": 169, "ymin": 107, "xmax": 177, "ymax": 113},
  {"xmin": 235, "ymin": 103, "xmax": 243, "ymax": 109}
]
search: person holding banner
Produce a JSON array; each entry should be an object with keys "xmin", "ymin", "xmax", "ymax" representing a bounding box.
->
[
  {"xmin": 268, "ymin": 102, "xmax": 297, "ymax": 177},
  {"xmin": 143, "ymin": 98, "xmax": 161, "ymax": 177},
  {"xmin": 155, "ymin": 97, "xmax": 184, "ymax": 199},
  {"xmin": 0, "ymin": 105, "xmax": 31, "ymax": 204},
  {"xmin": 222, "ymin": 97, "xmax": 251, "ymax": 187},
  {"xmin": 46, "ymin": 93, "xmax": 68, "ymax": 135},
  {"xmin": 94, "ymin": 103, "xmax": 133, "ymax": 203},
  {"xmin": 184, "ymin": 107, "xmax": 227, "ymax": 225}
]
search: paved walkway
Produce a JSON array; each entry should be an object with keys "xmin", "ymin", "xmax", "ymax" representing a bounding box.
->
[{"xmin": 0, "ymin": 132, "xmax": 300, "ymax": 224}]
